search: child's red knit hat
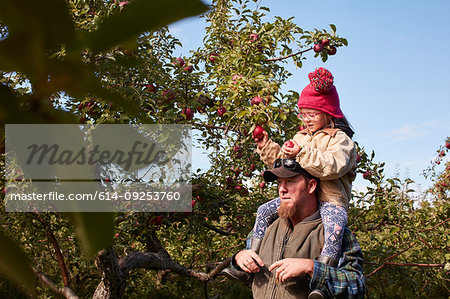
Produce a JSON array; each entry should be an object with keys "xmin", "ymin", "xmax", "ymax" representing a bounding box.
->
[{"xmin": 298, "ymin": 68, "xmax": 343, "ymax": 118}]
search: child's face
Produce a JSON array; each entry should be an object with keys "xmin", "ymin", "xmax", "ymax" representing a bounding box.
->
[{"xmin": 298, "ymin": 108, "xmax": 328, "ymax": 133}]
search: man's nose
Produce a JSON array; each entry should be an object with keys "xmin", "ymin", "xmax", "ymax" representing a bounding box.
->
[{"xmin": 278, "ymin": 181, "xmax": 287, "ymax": 193}]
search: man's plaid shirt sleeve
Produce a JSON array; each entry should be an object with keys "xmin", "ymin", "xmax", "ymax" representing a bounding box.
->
[{"xmin": 310, "ymin": 228, "xmax": 366, "ymax": 298}]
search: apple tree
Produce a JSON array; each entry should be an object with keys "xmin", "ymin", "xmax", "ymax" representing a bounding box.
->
[
  {"xmin": 4, "ymin": 0, "xmax": 447, "ymax": 298},
  {"xmin": 350, "ymin": 140, "xmax": 449, "ymax": 297},
  {"xmin": 0, "ymin": 0, "xmax": 349, "ymax": 297}
]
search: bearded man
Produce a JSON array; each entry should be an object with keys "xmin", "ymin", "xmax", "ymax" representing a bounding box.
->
[{"xmin": 229, "ymin": 158, "xmax": 365, "ymax": 298}]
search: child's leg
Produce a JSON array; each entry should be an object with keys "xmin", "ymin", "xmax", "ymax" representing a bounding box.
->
[
  {"xmin": 319, "ymin": 202, "xmax": 348, "ymax": 261},
  {"xmin": 246, "ymin": 197, "xmax": 281, "ymax": 250}
]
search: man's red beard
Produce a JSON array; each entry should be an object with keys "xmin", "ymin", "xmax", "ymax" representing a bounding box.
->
[{"xmin": 277, "ymin": 200, "xmax": 295, "ymax": 219}]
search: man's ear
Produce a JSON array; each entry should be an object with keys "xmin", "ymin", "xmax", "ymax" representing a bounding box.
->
[{"xmin": 307, "ymin": 179, "xmax": 318, "ymax": 194}]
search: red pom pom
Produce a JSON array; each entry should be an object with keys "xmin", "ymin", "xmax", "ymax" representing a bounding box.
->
[{"xmin": 308, "ymin": 67, "xmax": 334, "ymax": 94}]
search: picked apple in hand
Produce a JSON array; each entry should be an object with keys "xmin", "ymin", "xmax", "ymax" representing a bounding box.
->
[
  {"xmin": 283, "ymin": 140, "xmax": 294, "ymax": 148},
  {"xmin": 253, "ymin": 125, "xmax": 265, "ymax": 139}
]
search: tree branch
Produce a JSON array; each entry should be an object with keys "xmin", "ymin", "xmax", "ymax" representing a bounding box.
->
[
  {"xmin": 33, "ymin": 267, "xmax": 79, "ymax": 299},
  {"xmin": 384, "ymin": 242, "xmax": 417, "ymax": 262},
  {"xmin": 203, "ymin": 222, "xmax": 231, "ymax": 236},
  {"xmin": 366, "ymin": 260, "xmax": 445, "ymax": 278},
  {"xmin": 421, "ymin": 217, "xmax": 449, "ymax": 232},
  {"xmin": 384, "ymin": 262, "xmax": 445, "ymax": 267},
  {"xmin": 191, "ymin": 122, "xmax": 227, "ymax": 131},
  {"xmin": 119, "ymin": 251, "xmax": 230, "ymax": 282},
  {"xmin": 266, "ymin": 47, "xmax": 313, "ymax": 62},
  {"xmin": 33, "ymin": 213, "xmax": 71, "ymax": 287}
]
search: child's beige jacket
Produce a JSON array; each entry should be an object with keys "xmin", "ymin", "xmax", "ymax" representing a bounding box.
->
[{"xmin": 257, "ymin": 128, "xmax": 357, "ymax": 208}]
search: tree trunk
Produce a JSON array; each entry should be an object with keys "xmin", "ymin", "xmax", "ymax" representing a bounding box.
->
[{"xmin": 93, "ymin": 248, "xmax": 126, "ymax": 299}]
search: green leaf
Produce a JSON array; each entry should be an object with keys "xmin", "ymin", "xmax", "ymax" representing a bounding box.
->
[
  {"xmin": 0, "ymin": 229, "xmax": 35, "ymax": 293},
  {"xmin": 65, "ymin": 212, "xmax": 115, "ymax": 257},
  {"xmin": 82, "ymin": 0, "xmax": 208, "ymax": 52},
  {"xmin": 0, "ymin": 0, "xmax": 75, "ymax": 48},
  {"xmin": 237, "ymin": 110, "xmax": 247, "ymax": 118},
  {"xmin": 330, "ymin": 24, "xmax": 336, "ymax": 33}
]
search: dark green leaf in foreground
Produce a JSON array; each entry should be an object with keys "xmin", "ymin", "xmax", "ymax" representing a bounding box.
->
[
  {"xmin": 0, "ymin": 229, "xmax": 35, "ymax": 293},
  {"xmin": 82, "ymin": 0, "xmax": 208, "ymax": 52}
]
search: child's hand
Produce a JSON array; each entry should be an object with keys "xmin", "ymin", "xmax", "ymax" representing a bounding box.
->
[
  {"xmin": 281, "ymin": 140, "xmax": 301, "ymax": 158},
  {"xmin": 254, "ymin": 130, "xmax": 269, "ymax": 149}
]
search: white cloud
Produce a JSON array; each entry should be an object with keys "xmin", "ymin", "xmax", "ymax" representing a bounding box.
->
[{"xmin": 380, "ymin": 120, "xmax": 442, "ymax": 141}]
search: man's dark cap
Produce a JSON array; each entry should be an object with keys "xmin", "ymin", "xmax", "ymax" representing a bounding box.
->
[{"xmin": 263, "ymin": 158, "xmax": 318, "ymax": 182}]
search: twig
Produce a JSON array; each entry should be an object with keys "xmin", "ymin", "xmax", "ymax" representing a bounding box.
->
[
  {"xmin": 418, "ymin": 279, "xmax": 429, "ymax": 297},
  {"xmin": 5, "ymin": 72, "xmax": 13, "ymax": 85},
  {"xmin": 421, "ymin": 217, "xmax": 449, "ymax": 232},
  {"xmin": 417, "ymin": 237, "xmax": 440, "ymax": 250},
  {"xmin": 366, "ymin": 260, "xmax": 444, "ymax": 278},
  {"xmin": 266, "ymin": 47, "xmax": 313, "ymax": 62},
  {"xmin": 384, "ymin": 262, "xmax": 444, "ymax": 267},
  {"xmin": 191, "ymin": 122, "xmax": 227, "ymax": 131},
  {"xmin": 203, "ymin": 222, "xmax": 231, "ymax": 236},
  {"xmin": 384, "ymin": 242, "xmax": 417, "ymax": 262},
  {"xmin": 33, "ymin": 268, "xmax": 79, "ymax": 299},
  {"xmin": 366, "ymin": 264, "xmax": 386, "ymax": 278}
]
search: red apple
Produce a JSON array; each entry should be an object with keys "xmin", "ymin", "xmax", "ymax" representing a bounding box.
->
[
  {"xmin": 191, "ymin": 199, "xmax": 196, "ymax": 207},
  {"xmin": 183, "ymin": 65, "xmax": 193, "ymax": 73},
  {"xmin": 440, "ymin": 150, "xmax": 446, "ymax": 157},
  {"xmin": 231, "ymin": 74, "xmax": 243, "ymax": 84},
  {"xmin": 253, "ymin": 125, "xmax": 265, "ymax": 139},
  {"xmin": 446, "ymin": 142, "xmax": 450, "ymax": 149},
  {"xmin": 259, "ymin": 182, "xmax": 266, "ymax": 189},
  {"xmin": 356, "ymin": 154, "xmax": 362, "ymax": 163},
  {"xmin": 283, "ymin": 140, "xmax": 294, "ymax": 148},
  {"xmin": 162, "ymin": 90, "xmax": 175, "ymax": 102},
  {"xmin": 233, "ymin": 145, "xmax": 241, "ymax": 152},
  {"xmin": 321, "ymin": 38, "xmax": 330, "ymax": 47},
  {"xmin": 313, "ymin": 43, "xmax": 323, "ymax": 53},
  {"xmin": 250, "ymin": 164, "xmax": 256, "ymax": 171},
  {"xmin": 217, "ymin": 106, "xmax": 227, "ymax": 117},
  {"xmin": 173, "ymin": 57, "xmax": 185, "ymax": 67},
  {"xmin": 151, "ymin": 215, "xmax": 163, "ymax": 225},
  {"xmin": 115, "ymin": 233, "xmax": 120, "ymax": 238},
  {"xmin": 251, "ymin": 96, "xmax": 265, "ymax": 106},
  {"xmin": 362, "ymin": 171, "xmax": 371, "ymax": 180},
  {"xmin": 327, "ymin": 46, "xmax": 337, "ymax": 55},
  {"xmin": 182, "ymin": 108, "xmax": 194, "ymax": 120},
  {"xmin": 145, "ymin": 84, "xmax": 156, "ymax": 93},
  {"xmin": 249, "ymin": 33, "xmax": 259, "ymax": 41},
  {"xmin": 209, "ymin": 53, "xmax": 218, "ymax": 62}
]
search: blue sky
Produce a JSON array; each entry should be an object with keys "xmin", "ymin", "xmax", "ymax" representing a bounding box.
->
[{"xmin": 170, "ymin": 0, "xmax": 450, "ymax": 191}]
